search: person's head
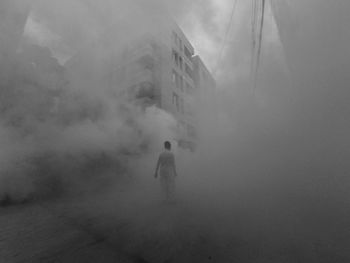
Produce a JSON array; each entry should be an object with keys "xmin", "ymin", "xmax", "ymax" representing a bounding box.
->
[{"xmin": 164, "ymin": 141, "xmax": 171, "ymax": 150}]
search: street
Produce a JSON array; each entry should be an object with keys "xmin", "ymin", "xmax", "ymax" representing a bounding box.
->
[
  {"xmin": 0, "ymin": 201, "xmax": 132, "ymax": 263},
  {"xmin": 0, "ymin": 182, "xmax": 227, "ymax": 263},
  {"xmin": 2, "ymin": 175, "xmax": 350, "ymax": 263}
]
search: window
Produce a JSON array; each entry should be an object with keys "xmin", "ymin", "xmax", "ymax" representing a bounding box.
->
[
  {"xmin": 185, "ymin": 63, "xmax": 193, "ymax": 79},
  {"xmin": 179, "ymin": 76, "xmax": 184, "ymax": 91},
  {"xmin": 172, "ymin": 70, "xmax": 176, "ymax": 83},
  {"xmin": 174, "ymin": 70, "xmax": 179, "ymax": 89},
  {"xmin": 175, "ymin": 73, "xmax": 180, "ymax": 89},
  {"xmin": 172, "ymin": 49, "xmax": 183, "ymax": 70},
  {"xmin": 184, "ymin": 46, "xmax": 192, "ymax": 60},
  {"xmin": 179, "ymin": 56, "xmax": 183, "ymax": 70},
  {"xmin": 172, "ymin": 70, "xmax": 183, "ymax": 90},
  {"xmin": 172, "ymin": 49, "xmax": 179, "ymax": 66},
  {"xmin": 172, "ymin": 49, "xmax": 176, "ymax": 63}
]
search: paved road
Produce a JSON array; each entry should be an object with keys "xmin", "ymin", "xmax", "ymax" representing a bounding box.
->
[
  {"xmin": 0, "ymin": 185, "xmax": 220, "ymax": 263},
  {"xmin": 0, "ymin": 201, "xmax": 132, "ymax": 263},
  {"xmin": 43, "ymin": 190, "xmax": 223, "ymax": 263},
  {"xmin": 0, "ymin": 182, "xmax": 229, "ymax": 263},
  {"xmin": 3, "ymin": 185, "xmax": 343, "ymax": 263},
  {"xmin": 0, "ymin": 180, "xmax": 259, "ymax": 263}
]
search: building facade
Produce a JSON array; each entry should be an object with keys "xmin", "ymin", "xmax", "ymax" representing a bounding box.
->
[
  {"xmin": 66, "ymin": 19, "xmax": 215, "ymax": 150},
  {"xmin": 113, "ymin": 21, "xmax": 216, "ymax": 150},
  {"xmin": 192, "ymin": 55, "xmax": 216, "ymax": 104}
]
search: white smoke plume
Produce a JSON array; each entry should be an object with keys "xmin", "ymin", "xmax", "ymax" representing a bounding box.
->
[{"xmin": 1, "ymin": 0, "xmax": 350, "ymax": 262}]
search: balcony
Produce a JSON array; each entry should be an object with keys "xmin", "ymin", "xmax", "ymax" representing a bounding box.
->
[
  {"xmin": 128, "ymin": 68, "xmax": 154, "ymax": 87},
  {"xmin": 127, "ymin": 81, "xmax": 157, "ymax": 106},
  {"xmin": 135, "ymin": 81, "xmax": 155, "ymax": 100},
  {"xmin": 128, "ymin": 44, "xmax": 154, "ymax": 62},
  {"xmin": 137, "ymin": 54, "xmax": 154, "ymax": 70}
]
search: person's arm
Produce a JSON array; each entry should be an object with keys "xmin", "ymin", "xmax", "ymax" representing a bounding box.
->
[{"xmin": 154, "ymin": 156, "xmax": 160, "ymax": 178}]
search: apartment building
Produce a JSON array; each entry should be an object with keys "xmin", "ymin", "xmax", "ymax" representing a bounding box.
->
[
  {"xmin": 192, "ymin": 54, "xmax": 216, "ymax": 116},
  {"xmin": 110, "ymin": 21, "xmax": 202, "ymax": 150},
  {"xmin": 66, "ymin": 19, "xmax": 214, "ymax": 150}
]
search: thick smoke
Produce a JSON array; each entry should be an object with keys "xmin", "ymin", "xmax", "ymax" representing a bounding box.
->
[
  {"xmin": 1, "ymin": 0, "xmax": 350, "ymax": 262},
  {"xmin": 180, "ymin": 1, "xmax": 350, "ymax": 262},
  {"xmin": 0, "ymin": 0, "xmax": 180, "ymax": 202}
]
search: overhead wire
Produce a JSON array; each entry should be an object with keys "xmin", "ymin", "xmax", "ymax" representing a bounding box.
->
[
  {"xmin": 252, "ymin": 0, "xmax": 266, "ymax": 91},
  {"xmin": 255, "ymin": 0, "xmax": 266, "ymax": 81},
  {"xmin": 213, "ymin": 0, "xmax": 239, "ymax": 76},
  {"xmin": 250, "ymin": 0, "xmax": 258, "ymax": 74}
]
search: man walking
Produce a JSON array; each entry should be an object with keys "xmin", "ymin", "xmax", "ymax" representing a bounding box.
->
[{"xmin": 154, "ymin": 141, "xmax": 178, "ymax": 203}]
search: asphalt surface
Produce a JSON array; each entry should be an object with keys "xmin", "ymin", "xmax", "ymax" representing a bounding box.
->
[
  {"xmin": 0, "ymin": 183, "xmax": 225, "ymax": 263},
  {"xmin": 0, "ymin": 201, "xmax": 132, "ymax": 263},
  {"xmin": 3, "ymin": 180, "xmax": 348, "ymax": 263}
]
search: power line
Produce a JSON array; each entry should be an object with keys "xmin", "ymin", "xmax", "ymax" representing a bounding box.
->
[
  {"xmin": 251, "ymin": 0, "xmax": 266, "ymax": 91},
  {"xmin": 213, "ymin": 0, "xmax": 239, "ymax": 76},
  {"xmin": 255, "ymin": 0, "xmax": 266, "ymax": 80},
  {"xmin": 250, "ymin": 0, "xmax": 258, "ymax": 74}
]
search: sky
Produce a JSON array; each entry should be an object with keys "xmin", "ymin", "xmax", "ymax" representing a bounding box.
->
[{"xmin": 23, "ymin": 0, "xmax": 282, "ymax": 82}]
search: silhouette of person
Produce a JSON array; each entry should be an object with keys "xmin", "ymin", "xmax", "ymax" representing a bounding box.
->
[{"xmin": 154, "ymin": 141, "xmax": 178, "ymax": 202}]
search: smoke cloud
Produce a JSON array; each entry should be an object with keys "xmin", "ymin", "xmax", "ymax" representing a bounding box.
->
[{"xmin": 1, "ymin": 0, "xmax": 350, "ymax": 262}]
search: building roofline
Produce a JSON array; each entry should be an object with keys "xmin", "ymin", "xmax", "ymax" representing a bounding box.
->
[
  {"xmin": 193, "ymin": 55, "xmax": 215, "ymax": 82},
  {"xmin": 170, "ymin": 21, "xmax": 195, "ymax": 53}
]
